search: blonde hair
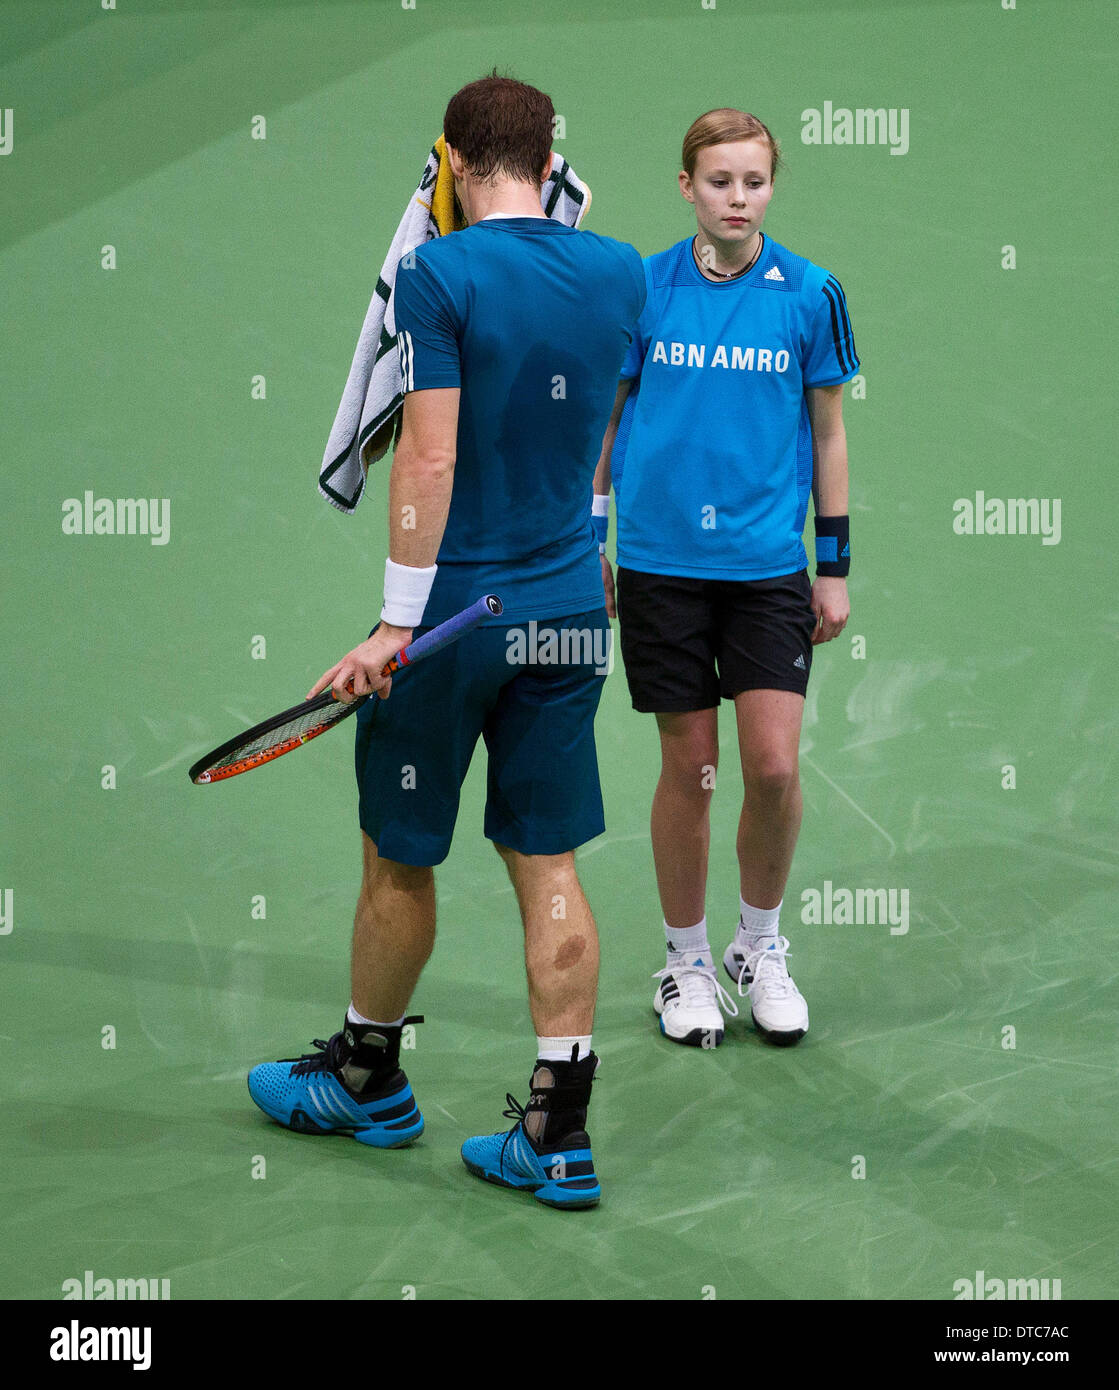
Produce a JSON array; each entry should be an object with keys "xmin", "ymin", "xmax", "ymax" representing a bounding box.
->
[{"xmin": 682, "ymin": 108, "xmax": 782, "ymax": 180}]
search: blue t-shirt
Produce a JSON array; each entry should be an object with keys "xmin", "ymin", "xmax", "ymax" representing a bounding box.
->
[
  {"xmin": 615, "ymin": 234, "xmax": 860, "ymax": 580},
  {"xmin": 392, "ymin": 217, "xmax": 646, "ymax": 623}
]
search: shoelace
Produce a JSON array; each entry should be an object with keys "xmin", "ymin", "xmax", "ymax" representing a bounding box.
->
[
  {"xmin": 286, "ymin": 1035, "xmax": 346, "ymax": 1077},
  {"xmin": 499, "ymin": 1093, "xmax": 529, "ymax": 1175},
  {"xmin": 734, "ymin": 935, "xmax": 797, "ymax": 999},
  {"xmin": 283, "ymin": 1015, "xmax": 424, "ymax": 1078},
  {"xmin": 652, "ymin": 961, "xmax": 739, "ymax": 1019}
]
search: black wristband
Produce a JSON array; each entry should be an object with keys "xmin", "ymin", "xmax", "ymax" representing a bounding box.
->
[{"xmin": 814, "ymin": 515, "xmax": 850, "ymax": 577}]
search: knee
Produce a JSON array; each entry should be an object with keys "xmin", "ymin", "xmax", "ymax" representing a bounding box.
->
[
  {"xmin": 361, "ymin": 854, "xmax": 433, "ymax": 901},
  {"xmin": 742, "ymin": 755, "xmax": 799, "ymax": 801},
  {"xmin": 661, "ymin": 744, "xmax": 719, "ymax": 800}
]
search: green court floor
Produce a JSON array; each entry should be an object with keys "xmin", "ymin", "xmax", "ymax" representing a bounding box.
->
[{"xmin": 2, "ymin": 0, "xmax": 1115, "ymax": 1300}]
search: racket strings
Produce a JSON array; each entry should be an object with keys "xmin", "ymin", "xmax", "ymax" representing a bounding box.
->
[{"xmin": 205, "ymin": 698, "xmax": 354, "ymax": 772}]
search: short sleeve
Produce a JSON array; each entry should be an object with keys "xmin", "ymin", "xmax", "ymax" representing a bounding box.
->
[
  {"xmin": 620, "ymin": 333, "xmax": 643, "ymax": 381},
  {"xmin": 393, "ymin": 252, "xmax": 461, "ymax": 392},
  {"xmin": 802, "ymin": 274, "xmax": 860, "ymax": 388},
  {"xmin": 620, "ymin": 259, "xmax": 653, "ymax": 381}
]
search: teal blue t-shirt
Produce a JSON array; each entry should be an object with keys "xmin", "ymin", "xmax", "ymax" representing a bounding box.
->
[
  {"xmin": 393, "ymin": 217, "xmax": 645, "ymax": 622},
  {"xmin": 615, "ymin": 234, "xmax": 860, "ymax": 580}
]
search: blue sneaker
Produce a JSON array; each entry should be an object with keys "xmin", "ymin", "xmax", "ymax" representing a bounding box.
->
[
  {"xmin": 462, "ymin": 1096, "xmax": 600, "ymax": 1209},
  {"xmin": 462, "ymin": 1050, "xmax": 601, "ymax": 1209},
  {"xmin": 248, "ymin": 1030, "xmax": 424, "ymax": 1149}
]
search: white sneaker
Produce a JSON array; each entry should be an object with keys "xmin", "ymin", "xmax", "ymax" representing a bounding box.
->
[
  {"xmin": 723, "ymin": 935, "xmax": 808, "ymax": 1045},
  {"xmin": 653, "ymin": 957, "xmax": 738, "ymax": 1048}
]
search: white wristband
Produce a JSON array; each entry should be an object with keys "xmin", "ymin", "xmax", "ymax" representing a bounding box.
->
[
  {"xmin": 381, "ymin": 558, "xmax": 437, "ymax": 628},
  {"xmin": 591, "ymin": 493, "xmax": 610, "ymax": 554}
]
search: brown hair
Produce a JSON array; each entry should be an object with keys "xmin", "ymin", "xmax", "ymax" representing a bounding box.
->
[
  {"xmin": 682, "ymin": 108, "xmax": 782, "ymax": 180},
  {"xmin": 443, "ymin": 71, "xmax": 554, "ymax": 184}
]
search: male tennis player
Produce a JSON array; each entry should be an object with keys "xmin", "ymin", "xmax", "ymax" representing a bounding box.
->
[
  {"xmin": 594, "ymin": 108, "xmax": 859, "ymax": 1049},
  {"xmin": 247, "ymin": 74, "xmax": 644, "ymax": 1209}
]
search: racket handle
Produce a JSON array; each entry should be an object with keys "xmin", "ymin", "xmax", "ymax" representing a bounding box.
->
[{"xmin": 382, "ymin": 594, "xmax": 502, "ymax": 677}]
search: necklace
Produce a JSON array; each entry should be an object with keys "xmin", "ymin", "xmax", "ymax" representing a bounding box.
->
[{"xmin": 693, "ymin": 232, "xmax": 764, "ymax": 281}]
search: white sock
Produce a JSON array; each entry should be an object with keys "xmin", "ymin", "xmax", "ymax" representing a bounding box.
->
[
  {"xmin": 665, "ymin": 917, "xmax": 711, "ymax": 965},
  {"xmin": 346, "ymin": 1003, "xmax": 405, "ymax": 1029},
  {"xmin": 737, "ymin": 899, "xmax": 781, "ymax": 944},
  {"xmin": 536, "ymin": 1035, "xmax": 592, "ymax": 1063}
]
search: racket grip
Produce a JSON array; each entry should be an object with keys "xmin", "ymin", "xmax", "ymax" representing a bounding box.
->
[{"xmin": 381, "ymin": 594, "xmax": 502, "ymax": 676}]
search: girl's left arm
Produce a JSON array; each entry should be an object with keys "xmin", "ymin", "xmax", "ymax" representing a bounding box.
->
[{"xmin": 806, "ymin": 384, "xmax": 850, "ymax": 644}]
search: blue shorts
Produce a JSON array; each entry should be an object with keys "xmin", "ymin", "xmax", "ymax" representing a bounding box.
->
[{"xmin": 354, "ymin": 609, "xmax": 611, "ymax": 867}]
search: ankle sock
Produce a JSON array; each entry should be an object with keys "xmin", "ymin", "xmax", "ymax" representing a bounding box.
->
[
  {"xmin": 536, "ymin": 1035, "xmax": 592, "ymax": 1062},
  {"xmin": 346, "ymin": 1003, "xmax": 403, "ymax": 1028},
  {"xmin": 664, "ymin": 917, "xmax": 711, "ymax": 965},
  {"xmin": 736, "ymin": 899, "xmax": 781, "ymax": 945}
]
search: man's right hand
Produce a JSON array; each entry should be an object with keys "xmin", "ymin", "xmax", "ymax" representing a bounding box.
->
[{"xmin": 600, "ymin": 553, "xmax": 617, "ymax": 619}]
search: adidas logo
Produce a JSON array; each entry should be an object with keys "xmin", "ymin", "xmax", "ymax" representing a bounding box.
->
[
  {"xmin": 764, "ymin": 265, "xmax": 785, "ymax": 281},
  {"xmin": 793, "ymin": 654, "xmax": 806, "ymax": 669},
  {"xmin": 841, "ymin": 542, "xmax": 850, "ymax": 556}
]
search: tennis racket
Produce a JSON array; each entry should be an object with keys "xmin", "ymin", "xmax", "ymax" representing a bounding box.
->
[{"xmin": 189, "ymin": 593, "xmax": 503, "ymax": 785}]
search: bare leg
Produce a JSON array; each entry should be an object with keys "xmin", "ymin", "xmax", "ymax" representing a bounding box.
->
[
  {"xmin": 350, "ymin": 831, "xmax": 436, "ymax": 1021},
  {"xmin": 733, "ymin": 690, "xmax": 805, "ymax": 910},
  {"xmin": 494, "ymin": 844, "xmax": 599, "ymax": 1145},
  {"xmin": 650, "ymin": 709, "xmax": 719, "ymax": 928},
  {"xmin": 495, "ymin": 845, "xmax": 598, "ymax": 1037}
]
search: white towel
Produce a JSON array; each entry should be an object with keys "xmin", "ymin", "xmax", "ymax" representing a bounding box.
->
[{"xmin": 318, "ymin": 141, "xmax": 592, "ymax": 513}]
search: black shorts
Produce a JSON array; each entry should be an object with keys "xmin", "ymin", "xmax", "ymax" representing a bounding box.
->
[{"xmin": 616, "ymin": 567, "xmax": 816, "ymax": 712}]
